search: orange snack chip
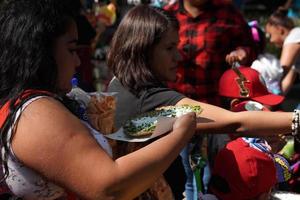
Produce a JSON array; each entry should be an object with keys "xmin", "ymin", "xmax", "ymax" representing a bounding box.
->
[{"xmin": 86, "ymin": 95, "xmax": 116, "ymax": 135}]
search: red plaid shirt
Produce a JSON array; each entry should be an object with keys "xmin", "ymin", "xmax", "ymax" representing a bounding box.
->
[{"xmin": 164, "ymin": 0, "xmax": 257, "ymax": 105}]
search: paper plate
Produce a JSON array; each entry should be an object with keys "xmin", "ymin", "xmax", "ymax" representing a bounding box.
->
[
  {"xmin": 105, "ymin": 105, "xmax": 202, "ymax": 142},
  {"xmin": 105, "ymin": 117, "xmax": 176, "ymax": 142}
]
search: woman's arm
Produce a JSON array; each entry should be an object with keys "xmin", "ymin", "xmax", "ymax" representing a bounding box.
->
[
  {"xmin": 280, "ymin": 43, "xmax": 300, "ymax": 93},
  {"xmin": 177, "ymin": 98, "xmax": 293, "ymax": 136},
  {"xmin": 281, "ymin": 67, "xmax": 298, "ymax": 94},
  {"xmin": 280, "ymin": 43, "xmax": 300, "ymax": 69},
  {"xmin": 11, "ymin": 97, "xmax": 196, "ymax": 200}
]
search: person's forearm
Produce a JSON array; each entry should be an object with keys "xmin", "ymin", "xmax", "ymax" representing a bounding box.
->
[
  {"xmin": 177, "ymin": 98, "xmax": 293, "ymax": 137},
  {"xmin": 281, "ymin": 67, "xmax": 297, "ymax": 94},
  {"xmin": 232, "ymin": 111, "xmax": 292, "ymax": 136},
  {"xmin": 196, "ymin": 111, "xmax": 292, "ymax": 136}
]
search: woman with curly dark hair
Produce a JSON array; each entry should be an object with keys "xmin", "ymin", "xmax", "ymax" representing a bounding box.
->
[{"xmin": 0, "ymin": 0, "xmax": 197, "ymax": 199}]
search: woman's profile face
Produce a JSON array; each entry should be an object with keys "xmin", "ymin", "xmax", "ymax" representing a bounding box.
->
[
  {"xmin": 265, "ymin": 24, "xmax": 285, "ymax": 48},
  {"xmin": 54, "ymin": 20, "xmax": 81, "ymax": 93},
  {"xmin": 149, "ymin": 28, "xmax": 181, "ymax": 82}
]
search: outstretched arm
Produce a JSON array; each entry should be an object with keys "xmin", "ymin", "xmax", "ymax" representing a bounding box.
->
[
  {"xmin": 177, "ymin": 98, "xmax": 293, "ymax": 136},
  {"xmin": 12, "ymin": 97, "xmax": 196, "ymax": 200}
]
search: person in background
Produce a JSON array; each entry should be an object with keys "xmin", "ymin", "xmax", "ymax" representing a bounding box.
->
[
  {"xmin": 0, "ymin": 0, "xmax": 198, "ymax": 199},
  {"xmin": 164, "ymin": 0, "xmax": 257, "ymax": 105},
  {"xmin": 248, "ymin": 20, "xmax": 284, "ymax": 95},
  {"xmin": 265, "ymin": 7, "xmax": 300, "ymax": 95},
  {"xmin": 265, "ymin": 7, "xmax": 300, "ymax": 189},
  {"xmin": 107, "ymin": 5, "xmax": 300, "ymax": 200},
  {"xmin": 163, "ymin": 1, "xmax": 258, "ymax": 198}
]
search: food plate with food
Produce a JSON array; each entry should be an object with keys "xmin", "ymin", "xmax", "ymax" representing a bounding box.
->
[{"xmin": 105, "ymin": 105, "xmax": 202, "ymax": 142}]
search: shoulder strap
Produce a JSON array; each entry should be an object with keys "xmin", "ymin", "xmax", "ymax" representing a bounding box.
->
[
  {"xmin": 0, "ymin": 90, "xmax": 81, "ymax": 199},
  {"xmin": 0, "ymin": 89, "xmax": 55, "ymax": 129},
  {"xmin": 0, "ymin": 90, "xmax": 56, "ymax": 196}
]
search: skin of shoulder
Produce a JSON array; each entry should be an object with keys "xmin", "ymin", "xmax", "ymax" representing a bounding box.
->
[{"xmin": 11, "ymin": 96, "xmax": 117, "ymax": 199}]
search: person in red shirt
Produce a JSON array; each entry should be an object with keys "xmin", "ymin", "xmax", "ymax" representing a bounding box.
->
[
  {"xmin": 164, "ymin": 0, "xmax": 257, "ymax": 105},
  {"xmin": 164, "ymin": 1, "xmax": 258, "ymax": 198}
]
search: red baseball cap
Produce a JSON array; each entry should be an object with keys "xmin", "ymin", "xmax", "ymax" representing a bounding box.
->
[
  {"xmin": 219, "ymin": 67, "xmax": 284, "ymax": 106},
  {"xmin": 210, "ymin": 138, "xmax": 277, "ymax": 200}
]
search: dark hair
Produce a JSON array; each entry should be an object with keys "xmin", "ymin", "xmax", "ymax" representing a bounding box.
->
[
  {"xmin": 249, "ymin": 23, "xmax": 266, "ymax": 54},
  {"xmin": 0, "ymin": 0, "xmax": 74, "ymax": 179},
  {"xmin": 255, "ymin": 26, "xmax": 267, "ymax": 54},
  {"xmin": 267, "ymin": 7, "xmax": 294, "ymax": 30},
  {"xmin": 64, "ymin": 0, "xmax": 83, "ymax": 17},
  {"xmin": 107, "ymin": 5, "xmax": 179, "ymax": 96}
]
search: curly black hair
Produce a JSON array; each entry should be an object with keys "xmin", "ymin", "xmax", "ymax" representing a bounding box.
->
[{"xmin": 0, "ymin": 0, "xmax": 75, "ymax": 180}]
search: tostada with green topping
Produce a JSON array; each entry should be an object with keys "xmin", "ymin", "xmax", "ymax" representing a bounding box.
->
[{"xmin": 123, "ymin": 105, "xmax": 202, "ymax": 137}]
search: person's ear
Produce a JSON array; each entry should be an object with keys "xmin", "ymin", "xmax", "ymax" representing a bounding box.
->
[{"xmin": 279, "ymin": 26, "xmax": 287, "ymax": 36}]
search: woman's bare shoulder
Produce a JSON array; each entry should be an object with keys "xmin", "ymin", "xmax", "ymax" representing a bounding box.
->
[
  {"xmin": 12, "ymin": 96, "xmax": 90, "ymax": 161},
  {"xmin": 18, "ymin": 97, "xmax": 81, "ymax": 130}
]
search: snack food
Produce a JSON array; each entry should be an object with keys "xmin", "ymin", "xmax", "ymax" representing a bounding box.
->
[
  {"xmin": 86, "ymin": 95, "xmax": 116, "ymax": 134},
  {"xmin": 123, "ymin": 105, "xmax": 202, "ymax": 137}
]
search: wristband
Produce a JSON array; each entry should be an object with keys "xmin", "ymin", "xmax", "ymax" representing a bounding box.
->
[{"xmin": 291, "ymin": 109, "xmax": 300, "ymax": 142}]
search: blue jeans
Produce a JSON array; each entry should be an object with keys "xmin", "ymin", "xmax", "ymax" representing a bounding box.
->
[
  {"xmin": 202, "ymin": 163, "xmax": 211, "ymax": 193},
  {"xmin": 180, "ymin": 144, "xmax": 198, "ymax": 200}
]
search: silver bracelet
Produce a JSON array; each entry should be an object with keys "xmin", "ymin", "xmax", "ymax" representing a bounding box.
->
[{"xmin": 291, "ymin": 109, "xmax": 300, "ymax": 143}]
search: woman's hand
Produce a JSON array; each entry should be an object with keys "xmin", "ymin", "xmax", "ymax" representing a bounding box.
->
[
  {"xmin": 225, "ymin": 48, "xmax": 247, "ymax": 65},
  {"xmin": 173, "ymin": 112, "xmax": 197, "ymax": 136}
]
